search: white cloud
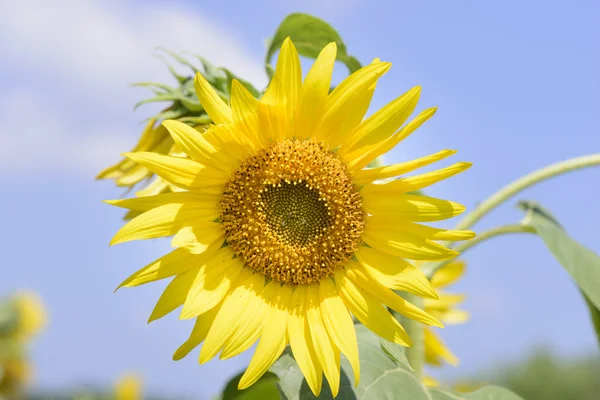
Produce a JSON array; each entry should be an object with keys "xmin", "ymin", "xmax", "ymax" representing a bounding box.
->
[
  {"xmin": 0, "ymin": 0, "xmax": 267, "ymax": 176},
  {"xmin": 0, "ymin": 89, "xmax": 134, "ymax": 175}
]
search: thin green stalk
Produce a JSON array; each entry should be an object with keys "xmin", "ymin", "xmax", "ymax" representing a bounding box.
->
[
  {"xmin": 422, "ymin": 224, "xmax": 536, "ymax": 277},
  {"xmin": 454, "ymin": 154, "xmax": 600, "ymax": 232},
  {"xmin": 423, "ymin": 154, "xmax": 600, "ymax": 278},
  {"xmin": 399, "ymin": 293, "xmax": 424, "ymax": 378}
]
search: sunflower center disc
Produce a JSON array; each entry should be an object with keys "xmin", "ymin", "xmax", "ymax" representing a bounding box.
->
[
  {"xmin": 220, "ymin": 139, "xmax": 365, "ymax": 285},
  {"xmin": 261, "ymin": 182, "xmax": 331, "ymax": 246}
]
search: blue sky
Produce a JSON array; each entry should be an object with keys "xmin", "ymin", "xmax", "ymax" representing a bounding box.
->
[{"xmin": 1, "ymin": 0, "xmax": 599, "ymax": 398}]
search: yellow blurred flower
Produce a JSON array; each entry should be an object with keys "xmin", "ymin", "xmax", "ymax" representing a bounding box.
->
[
  {"xmin": 114, "ymin": 374, "xmax": 142, "ymax": 400},
  {"xmin": 423, "ymin": 260, "xmax": 469, "ymax": 386},
  {"xmin": 11, "ymin": 291, "xmax": 47, "ymax": 341}
]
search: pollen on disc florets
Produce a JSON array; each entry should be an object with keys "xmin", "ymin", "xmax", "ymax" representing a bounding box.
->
[{"xmin": 220, "ymin": 138, "xmax": 365, "ymax": 285}]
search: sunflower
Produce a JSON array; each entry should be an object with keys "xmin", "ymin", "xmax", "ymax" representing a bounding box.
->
[
  {"xmin": 107, "ymin": 38, "xmax": 474, "ymax": 396},
  {"xmin": 423, "ymin": 260, "xmax": 469, "ymax": 385}
]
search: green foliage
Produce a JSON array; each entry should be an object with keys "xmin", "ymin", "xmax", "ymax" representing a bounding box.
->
[
  {"xmin": 461, "ymin": 349, "xmax": 600, "ymax": 400},
  {"xmin": 133, "ymin": 48, "xmax": 260, "ymax": 123},
  {"xmin": 217, "ymin": 325, "xmax": 523, "ymax": 400},
  {"xmin": 429, "ymin": 386, "xmax": 523, "ymax": 400},
  {"xmin": 519, "ymin": 200, "xmax": 600, "ymax": 343},
  {"xmin": 270, "ymin": 324, "xmax": 422, "ymax": 400},
  {"xmin": 266, "ymin": 13, "xmax": 362, "ymax": 74},
  {"xmin": 220, "ymin": 372, "xmax": 280, "ymax": 400}
]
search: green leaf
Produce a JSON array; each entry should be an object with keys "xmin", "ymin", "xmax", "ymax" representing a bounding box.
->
[
  {"xmin": 220, "ymin": 371, "xmax": 280, "ymax": 400},
  {"xmin": 583, "ymin": 292, "xmax": 600, "ymax": 345},
  {"xmin": 462, "ymin": 386, "xmax": 524, "ymax": 400},
  {"xmin": 153, "ymin": 54, "xmax": 188, "ymax": 83},
  {"xmin": 191, "ymin": 53, "xmax": 227, "ymax": 82},
  {"xmin": 130, "ymin": 81, "xmax": 176, "ymax": 93},
  {"xmin": 133, "ymin": 93, "xmax": 184, "ymax": 110},
  {"xmin": 265, "ymin": 64, "xmax": 276, "ymax": 80},
  {"xmin": 156, "ymin": 47, "xmax": 200, "ymax": 73},
  {"xmin": 148, "ymin": 105, "xmax": 189, "ymax": 121},
  {"xmin": 219, "ymin": 67, "xmax": 262, "ymax": 98},
  {"xmin": 428, "ymin": 388, "xmax": 464, "ymax": 400},
  {"xmin": 267, "ymin": 13, "xmax": 362, "ymax": 74},
  {"xmin": 379, "ymin": 338, "xmax": 411, "ymax": 370},
  {"xmin": 519, "ymin": 200, "xmax": 600, "ymax": 342},
  {"xmin": 271, "ymin": 324, "xmax": 427, "ymax": 400}
]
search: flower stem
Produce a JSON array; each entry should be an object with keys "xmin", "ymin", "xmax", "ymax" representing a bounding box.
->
[
  {"xmin": 454, "ymin": 154, "xmax": 600, "ymax": 232},
  {"xmin": 422, "ymin": 154, "xmax": 600, "ymax": 278},
  {"xmin": 421, "ymin": 224, "xmax": 536, "ymax": 277},
  {"xmin": 400, "ymin": 293, "xmax": 425, "ymax": 378}
]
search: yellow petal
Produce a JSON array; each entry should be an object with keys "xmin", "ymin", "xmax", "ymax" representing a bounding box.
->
[
  {"xmin": 340, "ymin": 86, "xmax": 421, "ymax": 156},
  {"xmin": 424, "ymin": 328, "xmax": 458, "ymax": 366},
  {"xmin": 335, "ymin": 269, "xmax": 411, "ymax": 346},
  {"xmin": 363, "ymin": 220, "xmax": 458, "ymax": 261},
  {"xmin": 363, "ymin": 193, "xmax": 466, "ymax": 223},
  {"xmin": 173, "ymin": 304, "xmax": 222, "ymax": 361},
  {"xmin": 148, "ymin": 268, "xmax": 197, "ymax": 323},
  {"xmin": 319, "ymin": 278, "xmax": 360, "ymax": 387},
  {"xmin": 431, "ymin": 261, "xmax": 466, "ymax": 288},
  {"xmin": 199, "ymin": 268, "xmax": 254, "ymax": 363},
  {"xmin": 423, "ymin": 375, "xmax": 440, "ymax": 387},
  {"xmin": 306, "ymin": 284, "xmax": 341, "ymax": 397},
  {"xmin": 171, "ymin": 223, "xmax": 224, "ymax": 254},
  {"xmin": 431, "ymin": 309, "xmax": 470, "ymax": 325},
  {"xmin": 424, "ymin": 293, "xmax": 466, "ymax": 311},
  {"xmin": 134, "ymin": 176, "xmax": 170, "ymax": 197},
  {"xmin": 315, "ymin": 62, "xmax": 392, "ymax": 145},
  {"xmin": 294, "ymin": 43, "xmax": 337, "ymax": 140},
  {"xmin": 287, "ymin": 285, "xmax": 323, "ymax": 396},
  {"xmin": 220, "ymin": 274, "xmax": 269, "ymax": 359},
  {"xmin": 354, "ymin": 246, "xmax": 437, "ymax": 298},
  {"xmin": 105, "ymin": 192, "xmax": 218, "ymax": 212},
  {"xmin": 116, "ymin": 239, "xmax": 223, "ymax": 289},
  {"xmin": 230, "ymin": 80, "xmax": 265, "ymax": 148},
  {"xmin": 110, "ymin": 203, "xmax": 220, "ymax": 245},
  {"xmin": 352, "ymin": 150, "xmax": 457, "ymax": 186},
  {"xmin": 114, "ymin": 164, "xmax": 152, "ymax": 187},
  {"xmin": 123, "ymin": 152, "xmax": 228, "ymax": 191},
  {"xmin": 362, "ymin": 162, "xmax": 472, "ymax": 195},
  {"xmin": 238, "ymin": 281, "xmax": 293, "ymax": 390},
  {"xmin": 345, "ymin": 264, "xmax": 443, "ymax": 328},
  {"xmin": 180, "ymin": 250, "xmax": 244, "ymax": 319},
  {"xmin": 257, "ymin": 100, "xmax": 288, "ymax": 142},
  {"xmin": 194, "ymin": 72, "xmax": 232, "ymax": 124},
  {"xmin": 365, "ymin": 216, "xmax": 475, "ymax": 243},
  {"xmin": 161, "ymin": 120, "xmax": 238, "ymax": 171},
  {"xmin": 348, "ymin": 107, "xmax": 437, "ymax": 171},
  {"xmin": 263, "ymin": 37, "xmax": 301, "ymax": 125},
  {"xmin": 203, "ymin": 124, "xmax": 251, "ymax": 162}
]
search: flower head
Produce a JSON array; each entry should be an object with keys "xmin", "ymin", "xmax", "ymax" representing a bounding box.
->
[{"xmin": 108, "ymin": 38, "xmax": 473, "ymax": 396}]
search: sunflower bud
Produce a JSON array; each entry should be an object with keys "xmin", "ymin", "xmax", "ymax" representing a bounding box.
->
[{"xmin": 96, "ymin": 49, "xmax": 260, "ymax": 219}]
